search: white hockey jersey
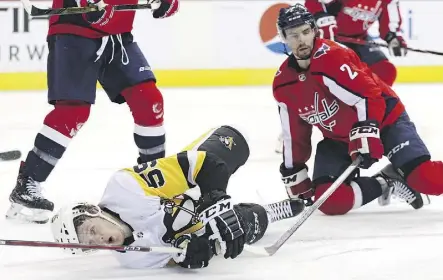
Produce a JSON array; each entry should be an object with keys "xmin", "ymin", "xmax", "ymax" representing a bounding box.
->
[{"xmin": 98, "ymin": 151, "xmax": 212, "ymax": 268}]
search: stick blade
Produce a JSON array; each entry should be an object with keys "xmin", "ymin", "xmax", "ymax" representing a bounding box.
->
[
  {"xmin": 244, "ymin": 244, "xmax": 274, "ymax": 257},
  {"xmin": 0, "ymin": 150, "xmax": 21, "ymax": 161}
]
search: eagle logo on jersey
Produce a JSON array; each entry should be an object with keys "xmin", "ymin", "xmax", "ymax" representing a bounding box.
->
[
  {"xmin": 313, "ymin": 43, "xmax": 331, "ymax": 59},
  {"xmin": 299, "ymin": 92, "xmax": 339, "ymax": 132},
  {"xmin": 219, "ymin": 135, "xmax": 236, "ymax": 150},
  {"xmin": 343, "ymin": 2, "xmax": 382, "ymax": 30}
]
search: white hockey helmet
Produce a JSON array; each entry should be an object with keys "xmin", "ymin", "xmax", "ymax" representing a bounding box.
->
[{"xmin": 50, "ymin": 202, "xmax": 102, "ymax": 255}]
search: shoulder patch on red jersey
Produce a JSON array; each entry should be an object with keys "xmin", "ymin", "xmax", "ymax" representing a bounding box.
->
[{"xmin": 313, "ymin": 43, "xmax": 331, "ymax": 59}]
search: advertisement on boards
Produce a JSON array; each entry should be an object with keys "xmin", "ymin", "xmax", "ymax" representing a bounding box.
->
[{"xmin": 0, "ymin": 0, "xmax": 442, "ymax": 87}]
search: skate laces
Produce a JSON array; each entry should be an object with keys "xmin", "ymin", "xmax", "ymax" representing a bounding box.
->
[
  {"xmin": 25, "ymin": 178, "xmax": 44, "ymax": 199},
  {"xmin": 265, "ymin": 200, "xmax": 293, "ymax": 223},
  {"xmin": 391, "ymin": 180, "xmax": 417, "ymax": 204}
]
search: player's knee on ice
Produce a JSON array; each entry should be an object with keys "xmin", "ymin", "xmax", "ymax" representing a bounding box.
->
[
  {"xmin": 315, "ymin": 182, "xmax": 355, "ymax": 215},
  {"xmin": 234, "ymin": 203, "xmax": 268, "ymax": 244},
  {"xmin": 314, "ymin": 176, "xmax": 383, "ymax": 215}
]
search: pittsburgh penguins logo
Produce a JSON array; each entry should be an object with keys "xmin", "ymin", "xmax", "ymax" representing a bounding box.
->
[{"xmin": 219, "ymin": 135, "xmax": 236, "ymax": 150}]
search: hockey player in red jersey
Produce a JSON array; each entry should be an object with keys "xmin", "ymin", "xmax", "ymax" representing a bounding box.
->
[
  {"xmin": 305, "ymin": 0, "xmax": 406, "ymax": 86},
  {"xmin": 273, "ymin": 4, "xmax": 443, "ymax": 216},
  {"xmin": 5, "ymin": 0, "xmax": 179, "ymax": 224},
  {"xmin": 275, "ymin": 0, "xmax": 407, "ymax": 154}
]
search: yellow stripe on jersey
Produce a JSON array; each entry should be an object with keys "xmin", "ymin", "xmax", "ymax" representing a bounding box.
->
[
  {"xmin": 181, "ymin": 127, "xmax": 219, "ymax": 152},
  {"xmin": 123, "ymin": 151, "xmax": 207, "ymax": 199}
]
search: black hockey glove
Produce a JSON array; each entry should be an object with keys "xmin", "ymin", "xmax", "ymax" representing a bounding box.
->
[
  {"xmin": 148, "ymin": 0, "xmax": 179, "ymax": 19},
  {"xmin": 385, "ymin": 32, "xmax": 407, "ymax": 57},
  {"xmin": 198, "ymin": 190, "xmax": 246, "ymax": 259},
  {"xmin": 172, "ymin": 234, "xmax": 214, "ymax": 269}
]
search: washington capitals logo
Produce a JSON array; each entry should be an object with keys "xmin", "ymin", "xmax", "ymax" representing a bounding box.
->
[
  {"xmin": 219, "ymin": 136, "xmax": 236, "ymax": 150},
  {"xmin": 343, "ymin": 1, "xmax": 382, "ymax": 30},
  {"xmin": 299, "ymin": 92, "xmax": 339, "ymax": 132}
]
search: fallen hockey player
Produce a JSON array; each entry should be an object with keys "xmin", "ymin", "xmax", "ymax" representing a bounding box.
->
[{"xmin": 50, "ymin": 125, "xmax": 305, "ymax": 268}]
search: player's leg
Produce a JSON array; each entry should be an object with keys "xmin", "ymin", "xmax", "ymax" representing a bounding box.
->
[
  {"xmin": 381, "ymin": 112, "xmax": 443, "ymax": 197},
  {"xmin": 182, "ymin": 125, "xmax": 250, "ymax": 175},
  {"xmin": 233, "ymin": 199, "xmax": 304, "ymax": 245},
  {"xmin": 99, "ymin": 33, "xmax": 164, "ymax": 164},
  {"xmin": 6, "ymin": 35, "xmax": 101, "ymax": 223},
  {"xmin": 312, "ymin": 139, "xmax": 387, "ymax": 215},
  {"xmin": 343, "ymin": 37, "xmax": 397, "ymax": 86}
]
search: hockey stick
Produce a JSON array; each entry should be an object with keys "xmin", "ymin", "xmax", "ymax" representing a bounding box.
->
[
  {"xmin": 0, "ymin": 150, "xmax": 22, "ymax": 162},
  {"xmin": 245, "ymin": 156, "xmax": 363, "ymax": 257},
  {"xmin": 20, "ymin": 0, "xmax": 155, "ymax": 17},
  {"xmin": 336, "ymin": 36, "xmax": 443, "ymax": 56},
  {"xmin": 0, "ymin": 239, "xmax": 183, "ymax": 253}
]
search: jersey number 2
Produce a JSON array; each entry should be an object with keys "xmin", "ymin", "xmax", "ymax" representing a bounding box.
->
[{"xmin": 340, "ymin": 64, "xmax": 358, "ymax": 80}]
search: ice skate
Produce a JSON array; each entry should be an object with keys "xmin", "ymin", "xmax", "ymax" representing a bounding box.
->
[
  {"xmin": 264, "ymin": 199, "xmax": 305, "ymax": 223},
  {"xmin": 374, "ymin": 164, "xmax": 430, "ymax": 210},
  {"xmin": 5, "ymin": 162, "xmax": 54, "ymax": 224}
]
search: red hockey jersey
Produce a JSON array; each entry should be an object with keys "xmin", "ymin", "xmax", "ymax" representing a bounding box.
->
[
  {"xmin": 48, "ymin": 0, "xmax": 138, "ymax": 38},
  {"xmin": 305, "ymin": 0, "xmax": 403, "ymax": 39},
  {"xmin": 273, "ymin": 38, "xmax": 404, "ymax": 168}
]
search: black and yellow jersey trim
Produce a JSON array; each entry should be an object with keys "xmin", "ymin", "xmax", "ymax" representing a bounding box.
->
[{"xmin": 123, "ymin": 150, "xmax": 229, "ymax": 199}]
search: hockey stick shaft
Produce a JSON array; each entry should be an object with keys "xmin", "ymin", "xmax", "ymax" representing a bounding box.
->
[
  {"xmin": 246, "ymin": 156, "xmax": 362, "ymax": 256},
  {"xmin": 0, "ymin": 239, "xmax": 183, "ymax": 253},
  {"xmin": 21, "ymin": 0, "xmax": 154, "ymax": 17},
  {"xmin": 336, "ymin": 36, "xmax": 443, "ymax": 56}
]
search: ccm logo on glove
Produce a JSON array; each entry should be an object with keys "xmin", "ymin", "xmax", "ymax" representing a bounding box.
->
[
  {"xmin": 199, "ymin": 199, "xmax": 232, "ymax": 223},
  {"xmin": 349, "ymin": 126, "xmax": 379, "ymax": 138}
]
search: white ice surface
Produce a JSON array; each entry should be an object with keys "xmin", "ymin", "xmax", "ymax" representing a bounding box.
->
[{"xmin": 0, "ymin": 84, "xmax": 443, "ymax": 280}]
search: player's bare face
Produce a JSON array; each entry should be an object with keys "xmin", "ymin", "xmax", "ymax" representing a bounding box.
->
[
  {"xmin": 284, "ymin": 25, "xmax": 315, "ymax": 60},
  {"xmin": 77, "ymin": 217, "xmax": 126, "ymax": 246}
]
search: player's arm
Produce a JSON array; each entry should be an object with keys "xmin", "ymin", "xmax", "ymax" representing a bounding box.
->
[
  {"xmin": 317, "ymin": 47, "xmax": 385, "ymax": 168},
  {"xmin": 378, "ymin": 0, "xmax": 407, "ymax": 56},
  {"xmin": 274, "ymin": 86, "xmax": 314, "ymax": 203},
  {"xmin": 305, "ymin": 0, "xmax": 340, "ymax": 40}
]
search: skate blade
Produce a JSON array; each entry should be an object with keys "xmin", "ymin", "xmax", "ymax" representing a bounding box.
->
[
  {"xmin": 5, "ymin": 203, "xmax": 50, "ymax": 224},
  {"xmin": 378, "ymin": 188, "xmax": 393, "ymax": 207},
  {"xmin": 422, "ymin": 194, "xmax": 431, "ymax": 206}
]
